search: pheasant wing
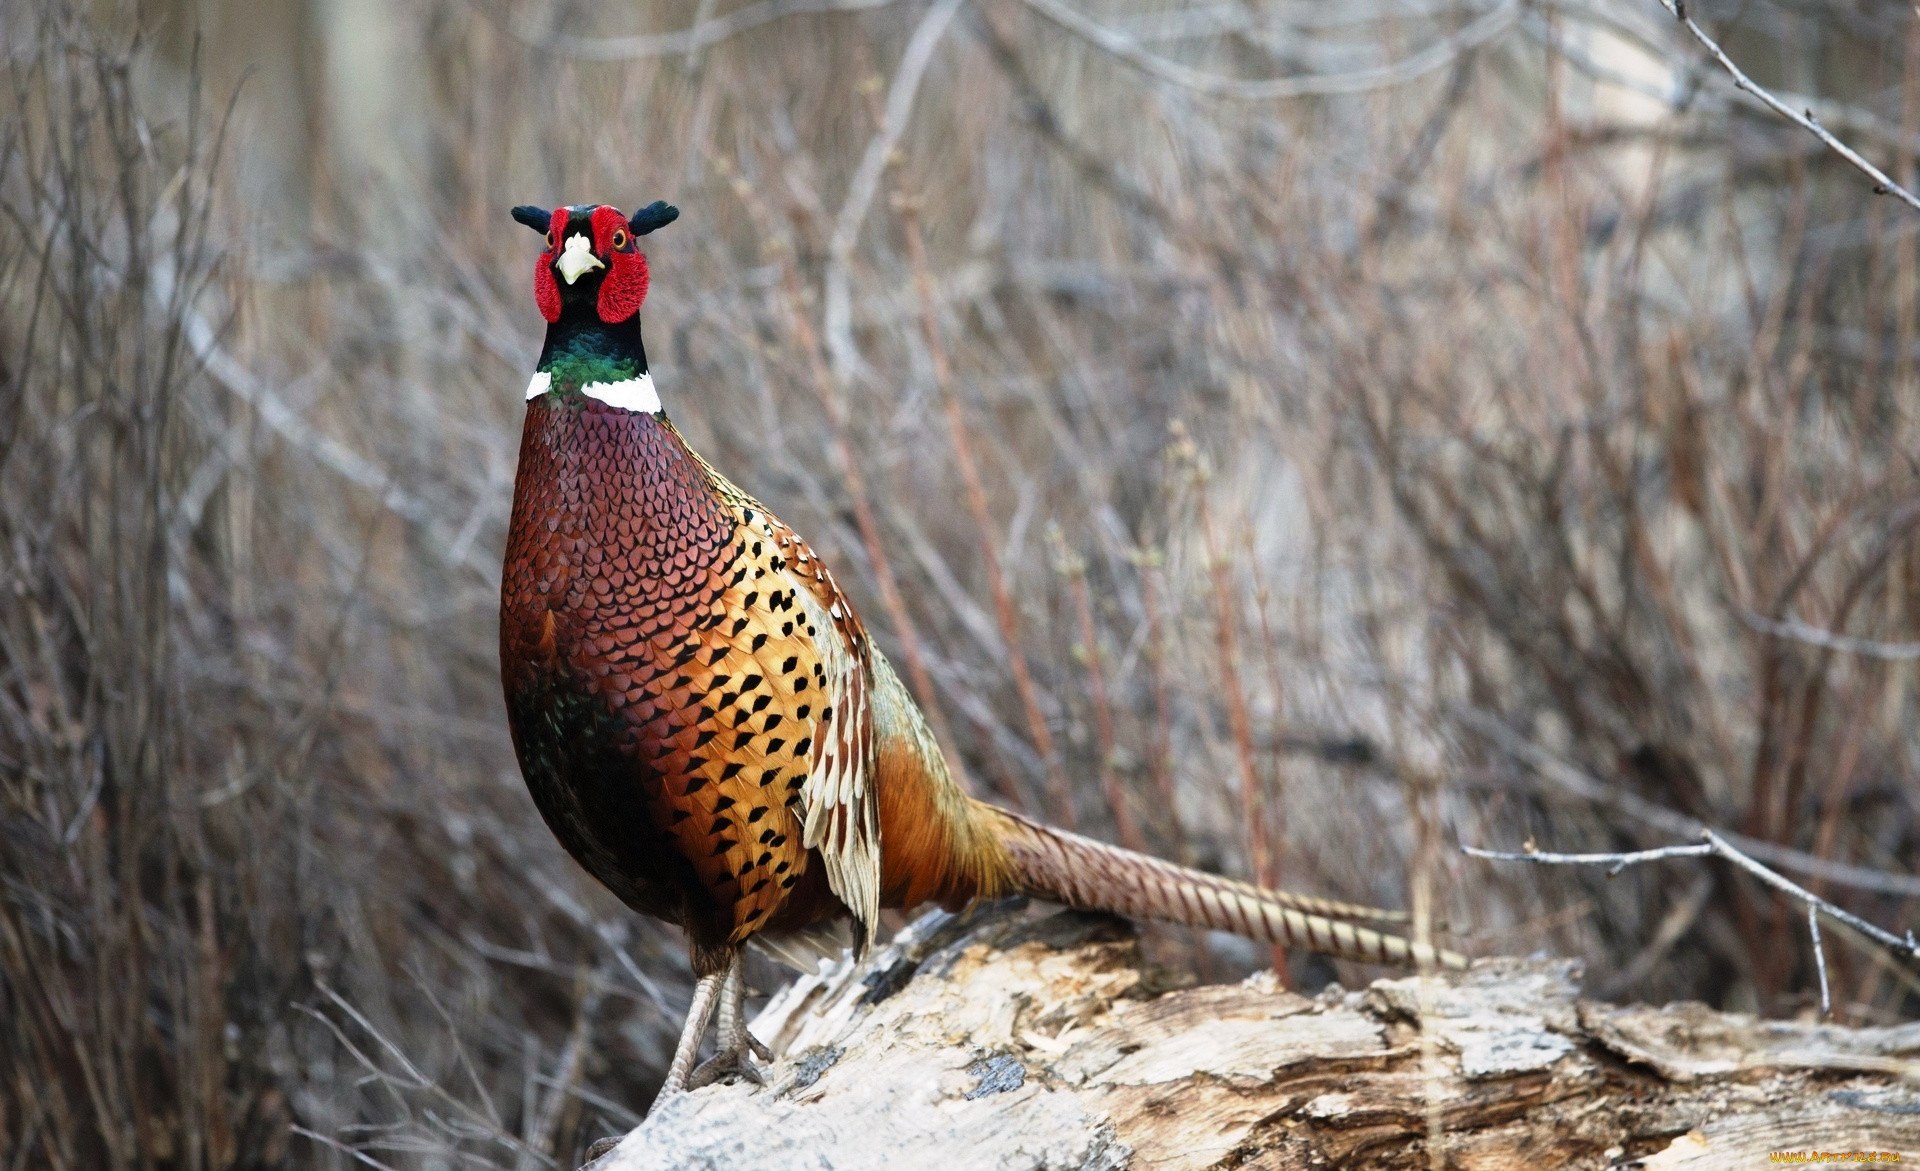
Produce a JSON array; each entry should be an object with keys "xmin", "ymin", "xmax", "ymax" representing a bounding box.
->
[
  {"xmin": 715, "ymin": 490, "xmax": 882, "ymax": 949},
  {"xmin": 786, "ymin": 574, "xmax": 880, "ymax": 945}
]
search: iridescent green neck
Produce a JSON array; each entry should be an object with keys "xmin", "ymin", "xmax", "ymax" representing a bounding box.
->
[
  {"xmin": 541, "ymin": 350, "xmax": 642, "ymax": 395},
  {"xmin": 536, "ymin": 302, "xmax": 648, "ymax": 396}
]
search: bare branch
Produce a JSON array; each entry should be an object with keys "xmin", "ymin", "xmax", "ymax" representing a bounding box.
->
[
  {"xmin": 1118, "ymin": 0, "xmax": 1495, "ymax": 42},
  {"xmin": 1460, "ymin": 708, "xmax": 1920, "ymax": 899},
  {"xmin": 1465, "ymin": 841, "xmax": 1712, "ymax": 873},
  {"xmin": 1465, "ymin": 830, "xmax": 1920, "ymax": 1015},
  {"xmin": 1809, "ymin": 902, "xmax": 1831, "ymax": 1017},
  {"xmin": 291, "ymin": 1127, "xmax": 406, "ymax": 1171},
  {"xmin": 513, "ymin": 0, "xmax": 902, "ymax": 61},
  {"xmin": 1700, "ymin": 828, "xmax": 1919, "ymax": 959},
  {"xmin": 822, "ymin": 0, "xmax": 966, "ymax": 383},
  {"xmin": 1541, "ymin": 0, "xmax": 1920, "ymax": 158},
  {"xmin": 1740, "ymin": 610, "xmax": 1920, "ymax": 661},
  {"xmin": 1648, "ymin": 0, "xmax": 1920, "ymax": 213},
  {"xmin": 1017, "ymin": 0, "xmax": 1519, "ymax": 100}
]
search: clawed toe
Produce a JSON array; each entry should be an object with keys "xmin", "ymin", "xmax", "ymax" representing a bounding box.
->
[
  {"xmin": 662, "ymin": 955, "xmax": 770, "ymax": 1096},
  {"xmin": 687, "ymin": 1045, "xmax": 768, "ymax": 1090}
]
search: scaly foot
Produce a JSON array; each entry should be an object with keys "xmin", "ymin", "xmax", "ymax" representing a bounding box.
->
[
  {"xmin": 685, "ymin": 954, "xmax": 772, "ymax": 1088},
  {"xmin": 686, "ymin": 1035, "xmax": 770, "ymax": 1090}
]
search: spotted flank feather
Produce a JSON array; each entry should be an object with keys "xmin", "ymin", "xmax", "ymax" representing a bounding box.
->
[
  {"xmin": 790, "ymin": 585, "xmax": 881, "ymax": 946},
  {"xmin": 703, "ymin": 471, "xmax": 883, "ymax": 950}
]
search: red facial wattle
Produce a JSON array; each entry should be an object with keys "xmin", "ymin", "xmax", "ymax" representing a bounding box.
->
[
  {"xmin": 591, "ymin": 205, "xmax": 651, "ymax": 324},
  {"xmin": 533, "ymin": 206, "xmax": 568, "ymax": 323},
  {"xmin": 529, "ymin": 205, "xmax": 651, "ymax": 325}
]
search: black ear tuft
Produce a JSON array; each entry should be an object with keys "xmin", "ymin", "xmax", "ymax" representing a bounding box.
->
[
  {"xmin": 510, "ymin": 205, "xmax": 552, "ymax": 233},
  {"xmin": 629, "ymin": 201, "xmax": 680, "ymax": 236}
]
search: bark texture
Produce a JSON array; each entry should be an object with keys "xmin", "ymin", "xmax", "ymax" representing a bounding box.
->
[{"xmin": 595, "ymin": 903, "xmax": 1920, "ymax": 1170}]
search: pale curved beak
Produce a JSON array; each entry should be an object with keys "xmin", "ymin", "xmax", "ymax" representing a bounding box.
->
[{"xmin": 556, "ymin": 234, "xmax": 605, "ymax": 285}]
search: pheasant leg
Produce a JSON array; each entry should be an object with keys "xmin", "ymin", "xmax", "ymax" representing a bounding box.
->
[
  {"xmin": 659, "ymin": 970, "xmax": 725, "ymax": 1096},
  {"xmin": 688, "ymin": 954, "xmax": 769, "ymax": 1088}
]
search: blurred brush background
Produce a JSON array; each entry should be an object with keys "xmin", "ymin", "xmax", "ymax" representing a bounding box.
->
[{"xmin": 5, "ymin": 0, "xmax": 1920, "ymax": 1164}]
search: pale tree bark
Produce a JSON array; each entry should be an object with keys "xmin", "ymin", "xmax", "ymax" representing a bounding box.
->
[{"xmin": 590, "ymin": 903, "xmax": 1920, "ymax": 1170}]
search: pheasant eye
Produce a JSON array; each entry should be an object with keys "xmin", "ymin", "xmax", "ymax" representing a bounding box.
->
[
  {"xmin": 545, "ymin": 228, "xmax": 556, "ymax": 249},
  {"xmin": 611, "ymin": 228, "xmax": 629, "ymax": 250}
]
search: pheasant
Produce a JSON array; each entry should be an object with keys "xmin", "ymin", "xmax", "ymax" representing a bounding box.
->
[{"xmin": 498, "ymin": 199, "xmax": 1465, "ymax": 1098}]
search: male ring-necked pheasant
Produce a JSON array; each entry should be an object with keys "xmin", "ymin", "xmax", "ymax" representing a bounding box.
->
[{"xmin": 498, "ymin": 199, "xmax": 1464, "ymax": 1099}]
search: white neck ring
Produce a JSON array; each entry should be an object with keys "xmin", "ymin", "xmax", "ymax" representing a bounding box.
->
[{"xmin": 524, "ymin": 370, "xmax": 662, "ymax": 414}]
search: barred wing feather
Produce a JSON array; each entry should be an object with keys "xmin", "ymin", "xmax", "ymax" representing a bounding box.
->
[{"xmin": 789, "ymin": 578, "xmax": 881, "ymax": 947}]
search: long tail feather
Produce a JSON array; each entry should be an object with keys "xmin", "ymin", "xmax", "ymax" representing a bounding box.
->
[{"xmin": 986, "ymin": 806, "xmax": 1466, "ymax": 969}]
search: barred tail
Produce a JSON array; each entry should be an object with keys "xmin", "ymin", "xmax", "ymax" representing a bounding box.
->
[{"xmin": 985, "ymin": 807, "xmax": 1466, "ymax": 970}]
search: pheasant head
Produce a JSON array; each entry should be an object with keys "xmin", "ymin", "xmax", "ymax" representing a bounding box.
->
[
  {"xmin": 511, "ymin": 200, "xmax": 677, "ymax": 324},
  {"xmin": 510, "ymin": 200, "xmax": 679, "ymax": 411}
]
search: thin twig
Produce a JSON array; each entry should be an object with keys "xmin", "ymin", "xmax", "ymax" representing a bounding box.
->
[
  {"xmin": 1136, "ymin": 553, "xmax": 1191, "ymax": 864},
  {"xmin": 1465, "ymin": 830, "xmax": 1920, "ymax": 1016},
  {"xmin": 290, "ymin": 1127, "xmax": 405, "ymax": 1171},
  {"xmin": 1740, "ymin": 610, "xmax": 1920, "ymax": 661},
  {"xmin": 1460, "ymin": 708, "xmax": 1920, "ymax": 899},
  {"xmin": 519, "ymin": 969, "xmax": 602, "ymax": 1167},
  {"xmin": 822, "ymin": 0, "xmax": 965, "ymax": 384},
  {"xmin": 1699, "ymin": 828, "xmax": 1918, "ymax": 958},
  {"xmin": 898, "ymin": 194, "xmax": 1073, "ymax": 824},
  {"xmin": 511, "ymin": 0, "xmax": 901, "ymax": 60},
  {"xmin": 1465, "ymin": 841, "xmax": 1712, "ymax": 874},
  {"xmin": 1017, "ymin": 0, "xmax": 1519, "ymax": 101},
  {"xmin": 1183, "ymin": 436, "xmax": 1280, "ymax": 971},
  {"xmin": 1054, "ymin": 529, "xmax": 1142, "ymax": 851},
  {"xmin": 1809, "ymin": 901, "xmax": 1831, "ymax": 1017},
  {"xmin": 1650, "ymin": 0, "xmax": 1920, "ymax": 213}
]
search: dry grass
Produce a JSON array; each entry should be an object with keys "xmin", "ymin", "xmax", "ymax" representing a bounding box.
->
[{"xmin": 3, "ymin": 0, "xmax": 1919, "ymax": 1165}]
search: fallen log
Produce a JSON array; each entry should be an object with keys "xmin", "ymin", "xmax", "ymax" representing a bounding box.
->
[{"xmin": 593, "ymin": 902, "xmax": 1920, "ymax": 1170}]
